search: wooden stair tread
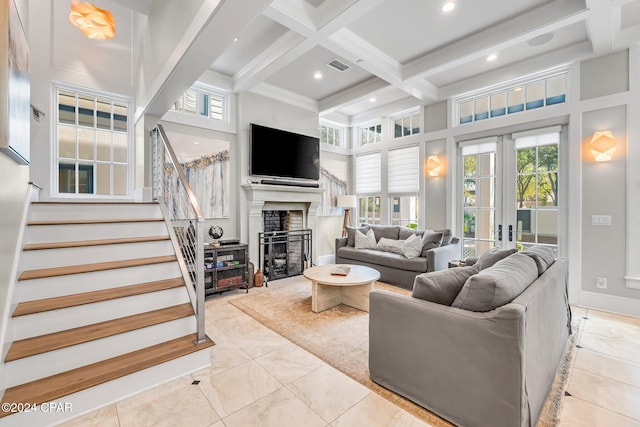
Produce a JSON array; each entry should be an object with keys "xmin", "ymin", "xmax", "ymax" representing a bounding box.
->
[
  {"xmin": 12, "ymin": 278, "xmax": 185, "ymax": 317},
  {"xmin": 0, "ymin": 333, "xmax": 214, "ymax": 417},
  {"xmin": 23, "ymin": 235, "xmax": 170, "ymax": 251},
  {"xmin": 6, "ymin": 303, "xmax": 194, "ymax": 362},
  {"xmin": 18, "ymin": 255, "xmax": 177, "ymax": 281},
  {"xmin": 28, "ymin": 218, "xmax": 163, "ymax": 225}
]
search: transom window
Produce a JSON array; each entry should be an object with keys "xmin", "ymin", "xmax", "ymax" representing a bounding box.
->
[
  {"xmin": 360, "ymin": 123, "xmax": 382, "ymax": 146},
  {"xmin": 319, "ymin": 123, "xmax": 343, "ymax": 147},
  {"xmin": 456, "ymin": 72, "xmax": 567, "ymax": 126},
  {"xmin": 393, "ymin": 111, "xmax": 421, "ymax": 138},
  {"xmin": 55, "ymin": 85, "xmax": 130, "ymax": 196},
  {"xmin": 358, "ymin": 196, "xmax": 381, "ymax": 225},
  {"xmin": 171, "ymin": 84, "xmax": 225, "ymax": 121}
]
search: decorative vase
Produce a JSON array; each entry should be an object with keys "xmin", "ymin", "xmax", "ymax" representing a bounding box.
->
[{"xmin": 254, "ymin": 269, "xmax": 264, "ymax": 287}]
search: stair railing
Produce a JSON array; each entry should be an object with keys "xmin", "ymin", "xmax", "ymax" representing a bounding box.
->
[{"xmin": 152, "ymin": 124, "xmax": 206, "ymax": 345}]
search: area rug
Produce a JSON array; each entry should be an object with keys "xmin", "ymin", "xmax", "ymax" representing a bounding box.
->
[{"xmin": 229, "ymin": 277, "xmax": 580, "ymax": 426}]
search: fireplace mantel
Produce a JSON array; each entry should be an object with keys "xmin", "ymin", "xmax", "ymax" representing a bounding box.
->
[{"xmin": 242, "ymin": 183, "xmax": 324, "ymax": 268}]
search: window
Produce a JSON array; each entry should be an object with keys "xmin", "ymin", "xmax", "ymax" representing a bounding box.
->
[
  {"xmin": 360, "ymin": 123, "xmax": 382, "ymax": 145},
  {"xmin": 319, "ymin": 123, "xmax": 343, "ymax": 147},
  {"xmin": 355, "ymin": 152, "xmax": 381, "ymax": 224},
  {"xmin": 171, "ymin": 85, "xmax": 225, "ymax": 121},
  {"xmin": 393, "ymin": 111, "xmax": 420, "ymax": 138},
  {"xmin": 359, "ymin": 196, "xmax": 381, "ymax": 225},
  {"xmin": 388, "ymin": 146, "xmax": 419, "ymax": 226},
  {"xmin": 456, "ymin": 72, "xmax": 567, "ymax": 125},
  {"xmin": 55, "ymin": 86, "xmax": 129, "ymax": 196}
]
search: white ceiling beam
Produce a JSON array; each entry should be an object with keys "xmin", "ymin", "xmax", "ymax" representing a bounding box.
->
[
  {"xmin": 314, "ymin": 0, "xmax": 386, "ymax": 33},
  {"xmin": 319, "ymin": 77, "xmax": 389, "ymax": 113},
  {"xmin": 403, "ymin": 0, "xmax": 589, "ymax": 81},
  {"xmin": 585, "ymin": 0, "xmax": 616, "ymax": 54},
  {"xmin": 438, "ymin": 41, "xmax": 593, "ymax": 99},
  {"xmin": 250, "ymin": 82, "xmax": 319, "ymax": 112},
  {"xmin": 350, "ymin": 96, "xmax": 423, "ymax": 127},
  {"xmin": 617, "ymin": 23, "xmax": 640, "ymax": 46},
  {"xmin": 266, "ymin": 0, "xmax": 318, "ymax": 33}
]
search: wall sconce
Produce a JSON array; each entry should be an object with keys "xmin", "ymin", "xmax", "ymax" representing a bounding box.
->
[
  {"xmin": 589, "ymin": 130, "xmax": 617, "ymax": 162},
  {"xmin": 337, "ymin": 195, "xmax": 357, "ymax": 237},
  {"xmin": 69, "ymin": 0, "xmax": 116, "ymax": 40},
  {"xmin": 425, "ymin": 155, "xmax": 443, "ymax": 177}
]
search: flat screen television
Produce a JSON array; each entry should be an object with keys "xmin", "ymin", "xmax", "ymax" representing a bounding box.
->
[{"xmin": 250, "ymin": 123, "xmax": 320, "ymax": 181}]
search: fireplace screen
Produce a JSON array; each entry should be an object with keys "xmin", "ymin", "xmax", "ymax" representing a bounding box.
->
[{"xmin": 258, "ymin": 229, "xmax": 312, "ymax": 281}]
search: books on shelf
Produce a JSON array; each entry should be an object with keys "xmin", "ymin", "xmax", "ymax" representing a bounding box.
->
[{"xmin": 331, "ymin": 265, "xmax": 351, "ymax": 276}]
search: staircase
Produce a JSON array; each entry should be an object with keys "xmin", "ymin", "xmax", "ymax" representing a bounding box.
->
[{"xmin": 0, "ymin": 202, "xmax": 213, "ymax": 426}]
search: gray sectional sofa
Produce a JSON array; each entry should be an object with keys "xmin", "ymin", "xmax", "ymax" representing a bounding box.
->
[
  {"xmin": 335, "ymin": 225, "xmax": 461, "ymax": 290},
  {"xmin": 369, "ymin": 246, "xmax": 571, "ymax": 427}
]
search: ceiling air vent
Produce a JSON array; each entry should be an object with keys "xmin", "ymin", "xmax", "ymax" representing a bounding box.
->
[{"xmin": 326, "ymin": 59, "xmax": 350, "ymax": 72}]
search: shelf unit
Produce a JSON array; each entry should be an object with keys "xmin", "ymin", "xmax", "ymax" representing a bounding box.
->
[{"xmin": 204, "ymin": 243, "xmax": 249, "ymax": 295}]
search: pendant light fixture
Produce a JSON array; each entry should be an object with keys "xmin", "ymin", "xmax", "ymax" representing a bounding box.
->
[{"xmin": 69, "ymin": 0, "xmax": 116, "ymax": 40}]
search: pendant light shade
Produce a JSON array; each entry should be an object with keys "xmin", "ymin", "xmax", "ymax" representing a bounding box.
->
[{"xmin": 69, "ymin": 0, "xmax": 116, "ymax": 40}]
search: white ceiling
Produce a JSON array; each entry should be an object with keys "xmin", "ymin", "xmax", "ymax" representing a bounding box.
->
[{"xmin": 135, "ymin": 0, "xmax": 640, "ymax": 125}]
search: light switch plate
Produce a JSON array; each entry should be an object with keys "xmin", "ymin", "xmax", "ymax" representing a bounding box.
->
[{"xmin": 591, "ymin": 215, "xmax": 612, "ymax": 226}]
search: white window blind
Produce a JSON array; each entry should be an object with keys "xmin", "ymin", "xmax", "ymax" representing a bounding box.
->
[
  {"xmin": 388, "ymin": 145, "xmax": 419, "ymax": 193},
  {"xmin": 356, "ymin": 152, "xmax": 381, "ymax": 193}
]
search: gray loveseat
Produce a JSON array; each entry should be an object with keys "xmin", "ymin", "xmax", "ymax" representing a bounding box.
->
[
  {"xmin": 335, "ymin": 225, "xmax": 461, "ymax": 290},
  {"xmin": 369, "ymin": 247, "xmax": 571, "ymax": 427}
]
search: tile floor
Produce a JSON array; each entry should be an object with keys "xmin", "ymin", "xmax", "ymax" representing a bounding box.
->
[{"xmin": 61, "ymin": 284, "xmax": 640, "ymax": 427}]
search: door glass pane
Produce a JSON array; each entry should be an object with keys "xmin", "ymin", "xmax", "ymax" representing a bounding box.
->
[
  {"xmin": 78, "ymin": 128, "xmax": 94, "ymax": 160},
  {"xmin": 464, "ymin": 179, "xmax": 477, "ymax": 206},
  {"xmin": 538, "ymin": 210, "xmax": 558, "ymax": 245},
  {"xmin": 462, "ymin": 150, "xmax": 495, "ymax": 258},
  {"xmin": 478, "ymin": 209, "xmax": 494, "ymax": 240},
  {"xmin": 463, "ymin": 209, "xmax": 476, "ymax": 238}
]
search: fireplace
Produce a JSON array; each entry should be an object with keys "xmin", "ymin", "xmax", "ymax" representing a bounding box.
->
[
  {"xmin": 260, "ymin": 209, "xmax": 310, "ymax": 280},
  {"xmin": 242, "ymin": 184, "xmax": 323, "ymax": 279}
]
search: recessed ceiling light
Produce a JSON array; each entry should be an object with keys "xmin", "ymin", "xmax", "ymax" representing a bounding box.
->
[
  {"xmin": 369, "ymin": 97, "xmax": 376, "ymax": 103},
  {"xmin": 486, "ymin": 53, "xmax": 498, "ymax": 62},
  {"xmin": 314, "ymin": 71, "xmax": 323, "ymax": 79},
  {"xmin": 442, "ymin": 2, "xmax": 455, "ymax": 12},
  {"xmin": 233, "ymin": 37, "xmax": 239, "ymax": 42},
  {"xmin": 193, "ymin": 141, "xmax": 200, "ymax": 145}
]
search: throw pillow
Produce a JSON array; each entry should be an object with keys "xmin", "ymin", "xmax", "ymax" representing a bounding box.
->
[
  {"xmin": 477, "ymin": 247, "xmax": 517, "ymax": 270},
  {"xmin": 399, "ymin": 228, "xmax": 425, "ymax": 240},
  {"xmin": 452, "ymin": 253, "xmax": 538, "ymax": 312},
  {"xmin": 436, "ymin": 229, "xmax": 453, "ymax": 246},
  {"xmin": 355, "ymin": 228, "xmax": 376, "ymax": 249},
  {"xmin": 367, "ymin": 225, "xmax": 400, "ymax": 241},
  {"xmin": 420, "ymin": 230, "xmax": 444, "ymax": 257},
  {"xmin": 375, "ymin": 237, "xmax": 405, "ymax": 255},
  {"xmin": 521, "ymin": 245, "xmax": 556, "ymax": 275},
  {"xmin": 402, "ymin": 233, "xmax": 423, "ymax": 258},
  {"xmin": 412, "ymin": 265, "xmax": 479, "ymax": 305},
  {"xmin": 346, "ymin": 226, "xmax": 369, "ymax": 247}
]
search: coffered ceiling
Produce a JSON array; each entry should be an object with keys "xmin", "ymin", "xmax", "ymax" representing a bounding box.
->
[{"xmin": 199, "ymin": 0, "xmax": 640, "ymax": 124}]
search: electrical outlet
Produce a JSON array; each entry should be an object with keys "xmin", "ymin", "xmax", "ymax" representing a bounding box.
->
[{"xmin": 596, "ymin": 277, "xmax": 607, "ymax": 289}]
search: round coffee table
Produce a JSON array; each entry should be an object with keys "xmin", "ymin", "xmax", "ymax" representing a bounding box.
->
[{"xmin": 303, "ymin": 264, "xmax": 380, "ymax": 313}]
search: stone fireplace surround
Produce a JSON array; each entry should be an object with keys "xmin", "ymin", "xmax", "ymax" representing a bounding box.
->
[{"xmin": 242, "ymin": 183, "xmax": 324, "ymax": 271}]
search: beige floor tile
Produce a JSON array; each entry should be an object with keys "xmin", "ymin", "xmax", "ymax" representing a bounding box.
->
[
  {"xmin": 288, "ymin": 365, "xmax": 371, "ymax": 423},
  {"xmin": 583, "ymin": 318, "xmax": 640, "ymax": 345},
  {"xmin": 255, "ymin": 342, "xmax": 325, "ymax": 384},
  {"xmin": 198, "ymin": 360, "xmax": 283, "ymax": 418},
  {"xmin": 574, "ymin": 347, "xmax": 640, "ymax": 388},
  {"xmin": 229, "ymin": 325, "xmax": 290, "ymax": 358},
  {"xmin": 568, "ymin": 367, "xmax": 640, "ymax": 421},
  {"xmin": 59, "ymin": 404, "xmax": 120, "ymax": 427},
  {"xmin": 205, "ymin": 321, "xmax": 231, "ymax": 344},
  {"xmin": 332, "ymin": 393, "xmax": 428, "ymax": 427},
  {"xmin": 580, "ymin": 331, "xmax": 640, "ymax": 363},
  {"xmin": 115, "ymin": 376, "xmax": 194, "ymax": 413},
  {"xmin": 117, "ymin": 380, "xmax": 220, "ymax": 427},
  {"xmin": 192, "ymin": 340, "xmax": 253, "ymax": 378},
  {"xmin": 208, "ymin": 421, "xmax": 225, "ymax": 427},
  {"xmin": 571, "ymin": 305, "xmax": 588, "ymax": 319},
  {"xmin": 222, "ymin": 387, "xmax": 326, "ymax": 427},
  {"xmin": 586, "ymin": 309, "xmax": 640, "ymax": 328},
  {"xmin": 559, "ymin": 396, "xmax": 640, "ymax": 427}
]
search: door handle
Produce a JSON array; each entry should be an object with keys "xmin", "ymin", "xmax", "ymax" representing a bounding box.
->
[
  {"xmin": 498, "ymin": 224, "xmax": 502, "ymax": 242},
  {"xmin": 508, "ymin": 225, "xmax": 513, "ymax": 242}
]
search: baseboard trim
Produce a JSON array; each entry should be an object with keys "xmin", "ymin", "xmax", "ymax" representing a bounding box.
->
[{"xmin": 579, "ymin": 290, "xmax": 640, "ymax": 318}]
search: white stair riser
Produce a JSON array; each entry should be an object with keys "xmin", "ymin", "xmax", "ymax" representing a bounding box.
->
[
  {"xmin": 13, "ymin": 288, "xmax": 191, "ymax": 340},
  {"xmin": 20, "ymin": 240, "xmax": 175, "ymax": 270},
  {"xmin": 18, "ymin": 262, "xmax": 183, "ymax": 301},
  {"xmin": 0, "ymin": 349, "xmax": 211, "ymax": 427},
  {"xmin": 23, "ymin": 221, "xmax": 169, "ymax": 245},
  {"xmin": 6, "ymin": 317, "xmax": 197, "ymax": 387},
  {"xmin": 29, "ymin": 203, "xmax": 162, "ymax": 221}
]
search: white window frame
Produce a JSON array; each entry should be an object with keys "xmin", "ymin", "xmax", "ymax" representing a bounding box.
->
[
  {"xmin": 319, "ymin": 122, "xmax": 343, "ymax": 147},
  {"xmin": 171, "ymin": 83, "xmax": 227, "ymax": 122},
  {"xmin": 52, "ymin": 82, "xmax": 133, "ymax": 198},
  {"xmin": 359, "ymin": 122, "xmax": 382, "ymax": 146},
  {"xmin": 392, "ymin": 109, "xmax": 421, "ymax": 138}
]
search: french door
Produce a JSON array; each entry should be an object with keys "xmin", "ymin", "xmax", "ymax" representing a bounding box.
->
[{"xmin": 458, "ymin": 127, "xmax": 563, "ymax": 258}]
